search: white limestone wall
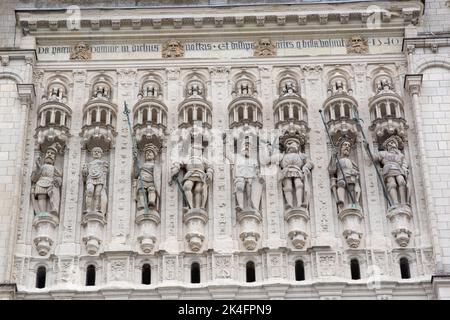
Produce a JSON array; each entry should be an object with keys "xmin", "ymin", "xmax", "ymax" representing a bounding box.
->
[
  {"xmin": 0, "ymin": 0, "xmax": 445, "ymax": 299},
  {"xmin": 0, "ymin": 0, "xmax": 18, "ymax": 48},
  {"xmin": 419, "ymin": 0, "xmax": 450, "ymax": 34},
  {"xmin": 0, "ymin": 58, "xmax": 32, "ymax": 284},
  {"xmin": 3, "ymin": 56, "xmax": 434, "ymax": 299},
  {"xmin": 412, "ymin": 46, "xmax": 450, "ymax": 274}
]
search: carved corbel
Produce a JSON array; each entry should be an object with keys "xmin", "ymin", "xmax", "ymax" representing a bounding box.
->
[
  {"xmin": 16, "ymin": 84, "xmax": 36, "ymax": 108},
  {"xmin": 1, "ymin": 55, "xmax": 10, "ymax": 67},
  {"xmin": 404, "ymin": 74, "xmax": 423, "ymax": 96}
]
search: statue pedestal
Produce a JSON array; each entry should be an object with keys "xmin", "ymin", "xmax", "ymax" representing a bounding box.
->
[
  {"xmin": 82, "ymin": 211, "xmax": 106, "ymax": 255},
  {"xmin": 183, "ymin": 208, "xmax": 208, "ymax": 252},
  {"xmin": 32, "ymin": 212, "xmax": 59, "ymax": 256},
  {"xmin": 136, "ymin": 210, "xmax": 160, "ymax": 254},
  {"xmin": 386, "ymin": 204, "xmax": 412, "ymax": 247},
  {"xmin": 338, "ymin": 207, "xmax": 363, "ymax": 248},
  {"xmin": 284, "ymin": 207, "xmax": 309, "ymax": 249},
  {"xmin": 237, "ymin": 209, "xmax": 262, "ymax": 251}
]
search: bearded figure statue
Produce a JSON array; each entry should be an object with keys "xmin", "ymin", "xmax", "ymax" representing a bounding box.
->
[
  {"xmin": 328, "ymin": 137, "xmax": 361, "ymax": 212},
  {"xmin": 374, "ymin": 135, "xmax": 409, "ymax": 206},
  {"xmin": 31, "ymin": 143, "xmax": 63, "ymax": 215}
]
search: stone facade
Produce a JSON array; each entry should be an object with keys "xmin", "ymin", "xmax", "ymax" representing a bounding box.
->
[{"xmin": 0, "ymin": 0, "xmax": 449, "ymax": 300}]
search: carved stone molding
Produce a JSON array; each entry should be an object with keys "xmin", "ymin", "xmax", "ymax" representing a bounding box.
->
[
  {"xmin": 209, "ymin": 66, "xmax": 230, "ymax": 80},
  {"xmin": 1, "ymin": 55, "xmax": 10, "ymax": 66},
  {"xmin": 404, "ymin": 74, "xmax": 423, "ymax": 95},
  {"xmin": 16, "ymin": 83, "xmax": 36, "ymax": 107}
]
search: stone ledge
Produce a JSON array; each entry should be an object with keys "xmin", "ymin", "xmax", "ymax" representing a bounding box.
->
[{"xmin": 16, "ymin": 1, "xmax": 423, "ymax": 34}]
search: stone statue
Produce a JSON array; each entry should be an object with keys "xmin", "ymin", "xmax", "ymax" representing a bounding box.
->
[
  {"xmin": 374, "ymin": 135, "xmax": 409, "ymax": 206},
  {"xmin": 328, "ymin": 138, "xmax": 361, "ymax": 211},
  {"xmin": 162, "ymin": 39, "xmax": 185, "ymax": 58},
  {"xmin": 171, "ymin": 143, "xmax": 213, "ymax": 210},
  {"xmin": 70, "ymin": 41, "xmax": 92, "ymax": 60},
  {"xmin": 233, "ymin": 139, "xmax": 264, "ymax": 212},
  {"xmin": 346, "ymin": 35, "xmax": 369, "ymax": 54},
  {"xmin": 31, "ymin": 143, "xmax": 62, "ymax": 215},
  {"xmin": 254, "ymin": 38, "xmax": 276, "ymax": 57},
  {"xmin": 135, "ymin": 143, "xmax": 160, "ymax": 212},
  {"xmin": 82, "ymin": 147, "xmax": 109, "ymax": 214},
  {"xmin": 267, "ymin": 136, "xmax": 313, "ymax": 209}
]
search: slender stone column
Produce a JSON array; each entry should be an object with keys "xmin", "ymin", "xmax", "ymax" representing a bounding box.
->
[
  {"xmin": 209, "ymin": 66, "xmax": 233, "ymax": 252},
  {"xmin": 162, "ymin": 67, "xmax": 181, "ymax": 252},
  {"xmin": 5, "ymin": 84, "xmax": 34, "ymax": 280},
  {"xmin": 405, "ymin": 74, "xmax": 444, "ymax": 275}
]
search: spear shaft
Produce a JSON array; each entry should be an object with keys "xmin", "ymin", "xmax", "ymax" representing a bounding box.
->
[
  {"xmin": 123, "ymin": 102, "xmax": 150, "ymax": 214},
  {"xmin": 352, "ymin": 109, "xmax": 393, "ymax": 207},
  {"xmin": 319, "ymin": 109, "xmax": 356, "ymax": 206}
]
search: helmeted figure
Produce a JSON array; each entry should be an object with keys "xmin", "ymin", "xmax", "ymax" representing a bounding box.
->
[
  {"xmin": 171, "ymin": 143, "xmax": 213, "ymax": 210},
  {"xmin": 82, "ymin": 146, "xmax": 109, "ymax": 214},
  {"xmin": 266, "ymin": 134, "xmax": 313, "ymax": 209},
  {"xmin": 374, "ymin": 135, "xmax": 409, "ymax": 206},
  {"xmin": 328, "ymin": 138, "xmax": 361, "ymax": 211},
  {"xmin": 135, "ymin": 143, "xmax": 160, "ymax": 212},
  {"xmin": 278, "ymin": 137, "xmax": 313, "ymax": 209},
  {"xmin": 233, "ymin": 139, "xmax": 264, "ymax": 212},
  {"xmin": 31, "ymin": 143, "xmax": 62, "ymax": 215}
]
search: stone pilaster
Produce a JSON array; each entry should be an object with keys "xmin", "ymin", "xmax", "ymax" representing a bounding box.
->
[
  {"xmin": 109, "ymin": 68, "xmax": 136, "ymax": 249},
  {"xmin": 352, "ymin": 63, "xmax": 385, "ymax": 248},
  {"xmin": 58, "ymin": 70, "xmax": 85, "ymax": 254},
  {"xmin": 258, "ymin": 65, "xmax": 284, "ymax": 248},
  {"xmin": 302, "ymin": 65, "xmax": 335, "ymax": 247},
  {"xmin": 163, "ymin": 67, "xmax": 181, "ymax": 252},
  {"xmin": 209, "ymin": 66, "xmax": 233, "ymax": 252}
]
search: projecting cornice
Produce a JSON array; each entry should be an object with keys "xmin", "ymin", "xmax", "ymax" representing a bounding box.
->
[{"xmin": 16, "ymin": 1, "xmax": 423, "ymax": 37}]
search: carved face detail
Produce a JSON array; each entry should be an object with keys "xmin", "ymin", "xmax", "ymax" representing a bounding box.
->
[
  {"xmin": 285, "ymin": 139, "xmax": 300, "ymax": 153},
  {"xmin": 44, "ymin": 149, "xmax": 56, "ymax": 164},
  {"xmin": 162, "ymin": 40, "xmax": 184, "ymax": 58},
  {"xmin": 92, "ymin": 147, "xmax": 103, "ymax": 159},
  {"xmin": 347, "ymin": 35, "xmax": 368, "ymax": 54},
  {"xmin": 340, "ymin": 141, "xmax": 351, "ymax": 156},
  {"xmin": 259, "ymin": 39, "xmax": 272, "ymax": 51},
  {"xmin": 241, "ymin": 142, "xmax": 250, "ymax": 157},
  {"xmin": 77, "ymin": 43, "xmax": 86, "ymax": 51},
  {"xmin": 386, "ymin": 139, "xmax": 398, "ymax": 151},
  {"xmin": 70, "ymin": 42, "xmax": 91, "ymax": 60},
  {"xmin": 145, "ymin": 149, "xmax": 155, "ymax": 161},
  {"xmin": 254, "ymin": 38, "xmax": 276, "ymax": 56},
  {"xmin": 168, "ymin": 40, "xmax": 179, "ymax": 51}
]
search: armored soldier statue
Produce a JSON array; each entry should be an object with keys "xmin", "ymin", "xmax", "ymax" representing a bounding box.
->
[
  {"xmin": 374, "ymin": 135, "xmax": 409, "ymax": 206},
  {"xmin": 31, "ymin": 143, "xmax": 62, "ymax": 215},
  {"xmin": 233, "ymin": 139, "xmax": 264, "ymax": 212},
  {"xmin": 135, "ymin": 143, "xmax": 160, "ymax": 212},
  {"xmin": 328, "ymin": 138, "xmax": 361, "ymax": 211},
  {"xmin": 266, "ymin": 135, "xmax": 313, "ymax": 209},
  {"xmin": 82, "ymin": 146, "xmax": 109, "ymax": 214},
  {"xmin": 171, "ymin": 143, "xmax": 213, "ymax": 210}
]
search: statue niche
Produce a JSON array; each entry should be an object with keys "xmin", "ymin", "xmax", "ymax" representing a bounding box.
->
[
  {"xmin": 264, "ymin": 130, "xmax": 313, "ymax": 249},
  {"xmin": 170, "ymin": 131, "xmax": 213, "ymax": 252},
  {"xmin": 134, "ymin": 143, "xmax": 161, "ymax": 214},
  {"xmin": 230, "ymin": 136, "xmax": 264, "ymax": 251},
  {"xmin": 328, "ymin": 137, "xmax": 361, "ymax": 212},
  {"xmin": 31, "ymin": 143, "xmax": 63, "ymax": 216},
  {"xmin": 233, "ymin": 138, "xmax": 264, "ymax": 213},
  {"xmin": 30, "ymin": 142, "xmax": 63, "ymax": 255},
  {"xmin": 82, "ymin": 146, "xmax": 109, "ymax": 215},
  {"xmin": 374, "ymin": 135, "xmax": 410, "ymax": 207},
  {"xmin": 328, "ymin": 136, "xmax": 363, "ymax": 248},
  {"xmin": 134, "ymin": 142, "xmax": 162, "ymax": 254}
]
